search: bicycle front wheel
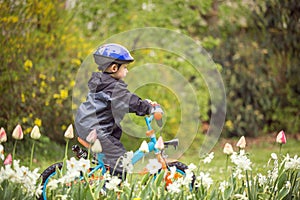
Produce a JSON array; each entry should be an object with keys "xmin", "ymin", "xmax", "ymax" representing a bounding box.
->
[
  {"xmin": 38, "ymin": 162, "xmax": 63, "ymax": 200},
  {"xmin": 166, "ymin": 161, "xmax": 195, "ymax": 190}
]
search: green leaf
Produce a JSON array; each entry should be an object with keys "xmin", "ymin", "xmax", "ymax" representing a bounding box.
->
[{"xmin": 277, "ymin": 187, "xmax": 290, "ymax": 200}]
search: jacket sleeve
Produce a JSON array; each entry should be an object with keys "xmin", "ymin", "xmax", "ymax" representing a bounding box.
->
[
  {"xmin": 128, "ymin": 94, "xmax": 152, "ymax": 116},
  {"xmin": 110, "ymin": 81, "xmax": 152, "ymax": 117}
]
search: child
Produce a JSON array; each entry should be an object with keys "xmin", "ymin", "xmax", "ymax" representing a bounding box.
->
[{"xmin": 75, "ymin": 43, "xmax": 155, "ymax": 175}]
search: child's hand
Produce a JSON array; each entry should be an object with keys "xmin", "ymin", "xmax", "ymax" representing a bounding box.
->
[{"xmin": 145, "ymin": 99, "xmax": 158, "ymax": 106}]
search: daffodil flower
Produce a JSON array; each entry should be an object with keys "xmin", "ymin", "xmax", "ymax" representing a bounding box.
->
[{"xmin": 146, "ymin": 159, "xmax": 162, "ymax": 174}]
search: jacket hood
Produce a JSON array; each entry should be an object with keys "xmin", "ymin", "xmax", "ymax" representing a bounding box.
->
[{"xmin": 88, "ymin": 72, "xmax": 127, "ymax": 92}]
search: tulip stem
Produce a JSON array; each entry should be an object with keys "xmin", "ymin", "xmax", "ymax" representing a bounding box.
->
[
  {"xmin": 29, "ymin": 141, "xmax": 35, "ymax": 169},
  {"xmin": 64, "ymin": 139, "xmax": 69, "ymax": 160},
  {"xmin": 88, "ymin": 147, "xmax": 91, "ymax": 161},
  {"xmin": 225, "ymin": 155, "xmax": 229, "ymax": 179},
  {"xmin": 279, "ymin": 144, "xmax": 282, "ymax": 156},
  {"xmin": 12, "ymin": 140, "xmax": 17, "ymax": 168}
]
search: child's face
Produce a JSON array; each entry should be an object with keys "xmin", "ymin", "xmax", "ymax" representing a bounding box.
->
[{"xmin": 114, "ymin": 64, "xmax": 128, "ymax": 80}]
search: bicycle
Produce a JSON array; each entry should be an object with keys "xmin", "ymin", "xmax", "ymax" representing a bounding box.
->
[{"xmin": 39, "ymin": 107, "xmax": 194, "ymax": 199}]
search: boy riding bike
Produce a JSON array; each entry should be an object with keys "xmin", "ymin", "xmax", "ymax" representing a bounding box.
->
[{"xmin": 75, "ymin": 43, "xmax": 158, "ymax": 176}]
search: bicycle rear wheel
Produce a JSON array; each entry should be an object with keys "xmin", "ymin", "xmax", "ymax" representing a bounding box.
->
[{"xmin": 38, "ymin": 162, "xmax": 63, "ymax": 200}]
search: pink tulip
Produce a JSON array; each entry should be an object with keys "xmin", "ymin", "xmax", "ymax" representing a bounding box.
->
[
  {"xmin": 276, "ymin": 130, "xmax": 286, "ymax": 144},
  {"xmin": 223, "ymin": 143, "xmax": 234, "ymax": 155},
  {"xmin": 155, "ymin": 136, "xmax": 164, "ymax": 150},
  {"xmin": 0, "ymin": 127, "xmax": 7, "ymax": 143},
  {"xmin": 4, "ymin": 153, "xmax": 12, "ymax": 165},
  {"xmin": 236, "ymin": 136, "xmax": 246, "ymax": 149},
  {"xmin": 86, "ymin": 129, "xmax": 97, "ymax": 143},
  {"xmin": 0, "ymin": 144, "xmax": 4, "ymax": 160},
  {"xmin": 12, "ymin": 124, "xmax": 23, "ymax": 140}
]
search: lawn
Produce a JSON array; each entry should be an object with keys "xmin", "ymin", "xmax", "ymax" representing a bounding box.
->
[{"xmin": 181, "ymin": 133, "xmax": 300, "ymax": 181}]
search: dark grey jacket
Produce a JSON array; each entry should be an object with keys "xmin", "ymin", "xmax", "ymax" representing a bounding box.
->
[{"xmin": 75, "ymin": 72, "xmax": 152, "ymax": 141}]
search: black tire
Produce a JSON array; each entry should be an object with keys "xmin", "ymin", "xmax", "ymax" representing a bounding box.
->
[
  {"xmin": 167, "ymin": 161, "xmax": 196, "ymax": 188},
  {"xmin": 38, "ymin": 162, "xmax": 63, "ymax": 200}
]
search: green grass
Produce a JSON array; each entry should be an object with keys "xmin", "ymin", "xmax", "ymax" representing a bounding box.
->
[{"xmin": 181, "ymin": 135, "xmax": 300, "ymax": 181}]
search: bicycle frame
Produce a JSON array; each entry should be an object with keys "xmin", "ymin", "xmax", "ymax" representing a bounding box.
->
[
  {"xmin": 42, "ymin": 113, "xmax": 181, "ymax": 200},
  {"xmin": 93, "ymin": 114, "xmax": 163, "ymax": 174}
]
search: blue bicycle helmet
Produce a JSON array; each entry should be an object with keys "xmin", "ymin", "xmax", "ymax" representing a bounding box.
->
[{"xmin": 93, "ymin": 43, "xmax": 134, "ymax": 71}]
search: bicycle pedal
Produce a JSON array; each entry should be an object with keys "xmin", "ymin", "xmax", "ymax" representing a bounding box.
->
[{"xmin": 72, "ymin": 145, "xmax": 88, "ymax": 159}]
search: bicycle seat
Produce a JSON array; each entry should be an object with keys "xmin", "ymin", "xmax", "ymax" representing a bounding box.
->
[{"xmin": 164, "ymin": 138, "xmax": 179, "ymax": 149}]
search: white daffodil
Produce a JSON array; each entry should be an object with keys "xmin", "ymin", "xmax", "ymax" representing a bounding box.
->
[
  {"xmin": 121, "ymin": 151, "xmax": 134, "ymax": 174},
  {"xmin": 257, "ymin": 173, "xmax": 267, "ymax": 187},
  {"xmin": 146, "ymin": 159, "xmax": 162, "ymax": 174},
  {"xmin": 203, "ymin": 152, "xmax": 214, "ymax": 164},
  {"xmin": 230, "ymin": 150, "xmax": 252, "ymax": 171},
  {"xmin": 195, "ymin": 172, "xmax": 213, "ymax": 189},
  {"xmin": 77, "ymin": 157, "xmax": 91, "ymax": 172},
  {"xmin": 167, "ymin": 180, "xmax": 182, "ymax": 194},
  {"xmin": 106, "ymin": 176, "xmax": 121, "ymax": 191},
  {"xmin": 284, "ymin": 155, "xmax": 300, "ymax": 170},
  {"xmin": 271, "ymin": 153, "xmax": 278, "ymax": 160},
  {"xmin": 168, "ymin": 166, "xmax": 177, "ymax": 179},
  {"xmin": 219, "ymin": 181, "xmax": 229, "ymax": 193},
  {"xmin": 187, "ymin": 163, "xmax": 197, "ymax": 171}
]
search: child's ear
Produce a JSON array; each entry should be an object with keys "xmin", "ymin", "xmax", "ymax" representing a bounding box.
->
[{"xmin": 111, "ymin": 64, "xmax": 118, "ymax": 72}]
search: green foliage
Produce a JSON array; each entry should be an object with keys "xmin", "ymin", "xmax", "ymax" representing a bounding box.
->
[
  {"xmin": 214, "ymin": 0, "xmax": 300, "ymax": 136},
  {"xmin": 1, "ymin": 0, "xmax": 299, "ymax": 149}
]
